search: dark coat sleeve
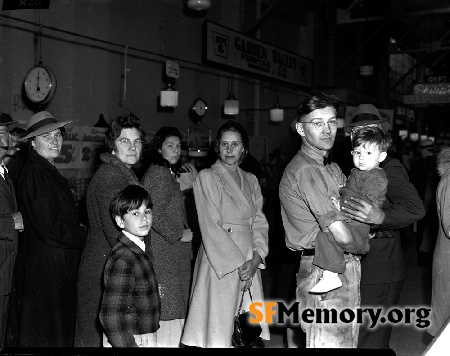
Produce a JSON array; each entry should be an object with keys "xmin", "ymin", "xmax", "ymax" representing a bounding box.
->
[
  {"xmin": 378, "ymin": 157, "xmax": 426, "ymax": 231},
  {"xmin": 0, "ymin": 214, "xmax": 14, "ymax": 239}
]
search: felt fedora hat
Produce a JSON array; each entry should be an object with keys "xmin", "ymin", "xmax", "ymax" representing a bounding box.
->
[
  {"xmin": 0, "ymin": 113, "xmax": 18, "ymax": 127},
  {"xmin": 21, "ymin": 111, "xmax": 72, "ymax": 141},
  {"xmin": 344, "ymin": 104, "xmax": 391, "ymax": 133}
]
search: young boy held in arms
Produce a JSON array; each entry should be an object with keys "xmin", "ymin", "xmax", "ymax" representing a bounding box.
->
[{"xmin": 310, "ymin": 126, "xmax": 391, "ymax": 294}]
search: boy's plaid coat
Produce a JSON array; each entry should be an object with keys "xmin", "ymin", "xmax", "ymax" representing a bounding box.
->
[{"xmin": 100, "ymin": 233, "xmax": 161, "ymax": 347}]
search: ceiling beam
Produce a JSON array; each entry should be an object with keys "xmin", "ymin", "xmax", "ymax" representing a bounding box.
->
[
  {"xmin": 337, "ymin": 21, "xmax": 389, "ymax": 73},
  {"xmin": 246, "ymin": 0, "xmax": 280, "ymax": 37},
  {"xmin": 337, "ymin": 7, "xmax": 450, "ymax": 25}
]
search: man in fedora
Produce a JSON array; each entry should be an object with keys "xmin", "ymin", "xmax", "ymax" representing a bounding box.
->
[
  {"xmin": 0, "ymin": 113, "xmax": 23, "ymax": 350},
  {"xmin": 340, "ymin": 103, "xmax": 425, "ymax": 349}
]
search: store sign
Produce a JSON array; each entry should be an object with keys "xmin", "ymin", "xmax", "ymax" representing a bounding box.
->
[
  {"xmin": 54, "ymin": 126, "xmax": 106, "ymax": 171},
  {"xmin": 414, "ymin": 83, "xmax": 450, "ymax": 95},
  {"xmin": 206, "ymin": 21, "xmax": 312, "ymax": 88},
  {"xmin": 2, "ymin": 0, "xmax": 50, "ymax": 10},
  {"xmin": 424, "ymin": 75, "xmax": 448, "ymax": 83},
  {"xmin": 403, "ymin": 82, "xmax": 450, "ymax": 105}
]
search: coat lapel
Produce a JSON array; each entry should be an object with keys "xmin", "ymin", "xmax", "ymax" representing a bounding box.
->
[
  {"xmin": 211, "ymin": 160, "xmax": 253, "ymax": 217},
  {"xmin": 0, "ymin": 174, "xmax": 16, "ymax": 210}
]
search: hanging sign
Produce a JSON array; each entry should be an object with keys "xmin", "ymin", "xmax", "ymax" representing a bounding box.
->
[
  {"xmin": 54, "ymin": 126, "xmax": 106, "ymax": 170},
  {"xmin": 166, "ymin": 59, "xmax": 180, "ymax": 79},
  {"xmin": 403, "ymin": 82, "xmax": 450, "ymax": 105},
  {"xmin": 424, "ymin": 75, "xmax": 449, "ymax": 83},
  {"xmin": 2, "ymin": 0, "xmax": 50, "ymax": 10},
  {"xmin": 205, "ymin": 21, "xmax": 312, "ymax": 88}
]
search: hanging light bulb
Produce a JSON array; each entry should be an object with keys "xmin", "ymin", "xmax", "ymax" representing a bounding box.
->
[
  {"xmin": 224, "ymin": 93, "xmax": 239, "ymax": 116},
  {"xmin": 270, "ymin": 87, "xmax": 284, "ymax": 122},
  {"xmin": 160, "ymin": 82, "xmax": 178, "ymax": 107},
  {"xmin": 270, "ymin": 104, "xmax": 284, "ymax": 122},
  {"xmin": 360, "ymin": 65, "xmax": 373, "ymax": 77},
  {"xmin": 187, "ymin": 0, "xmax": 211, "ymax": 11},
  {"xmin": 224, "ymin": 74, "xmax": 239, "ymax": 116}
]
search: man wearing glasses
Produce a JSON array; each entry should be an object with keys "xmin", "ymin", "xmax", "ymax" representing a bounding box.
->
[{"xmin": 279, "ymin": 93, "xmax": 369, "ymax": 347}]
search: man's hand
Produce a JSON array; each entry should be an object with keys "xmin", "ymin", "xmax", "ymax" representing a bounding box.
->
[{"xmin": 341, "ymin": 194, "xmax": 385, "ymax": 225}]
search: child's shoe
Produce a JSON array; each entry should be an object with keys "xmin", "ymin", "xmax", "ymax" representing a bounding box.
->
[{"xmin": 309, "ymin": 270, "xmax": 342, "ymax": 294}]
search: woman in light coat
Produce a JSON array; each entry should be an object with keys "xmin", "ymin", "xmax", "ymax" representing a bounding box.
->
[{"xmin": 181, "ymin": 120, "xmax": 270, "ymax": 348}]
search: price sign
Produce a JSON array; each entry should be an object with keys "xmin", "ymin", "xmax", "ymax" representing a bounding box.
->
[
  {"xmin": 80, "ymin": 141, "xmax": 104, "ymax": 170},
  {"xmin": 166, "ymin": 59, "xmax": 180, "ymax": 78},
  {"xmin": 54, "ymin": 141, "xmax": 82, "ymax": 169}
]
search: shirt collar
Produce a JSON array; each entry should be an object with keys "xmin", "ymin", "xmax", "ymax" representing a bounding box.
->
[
  {"xmin": 301, "ymin": 141, "xmax": 328, "ymax": 165},
  {"xmin": 123, "ymin": 230, "xmax": 146, "ymax": 252}
]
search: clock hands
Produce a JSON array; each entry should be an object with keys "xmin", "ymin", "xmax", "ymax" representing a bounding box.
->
[{"xmin": 36, "ymin": 70, "xmax": 41, "ymax": 93}]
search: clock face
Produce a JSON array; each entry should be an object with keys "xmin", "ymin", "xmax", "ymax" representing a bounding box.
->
[
  {"xmin": 192, "ymin": 98, "xmax": 207, "ymax": 117},
  {"xmin": 24, "ymin": 65, "xmax": 57, "ymax": 104}
]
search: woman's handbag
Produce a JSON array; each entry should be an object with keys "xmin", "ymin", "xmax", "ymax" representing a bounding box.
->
[{"xmin": 232, "ymin": 288, "xmax": 262, "ymax": 347}]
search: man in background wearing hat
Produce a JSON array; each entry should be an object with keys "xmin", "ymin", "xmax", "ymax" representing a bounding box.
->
[
  {"xmin": 4, "ymin": 126, "xmax": 27, "ymax": 189},
  {"xmin": 0, "ymin": 113, "xmax": 23, "ymax": 351},
  {"xmin": 341, "ymin": 104, "xmax": 425, "ymax": 349}
]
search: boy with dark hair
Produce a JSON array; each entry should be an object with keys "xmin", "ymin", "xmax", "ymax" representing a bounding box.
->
[
  {"xmin": 100, "ymin": 185, "xmax": 160, "ymax": 347},
  {"xmin": 310, "ymin": 126, "xmax": 391, "ymax": 294}
]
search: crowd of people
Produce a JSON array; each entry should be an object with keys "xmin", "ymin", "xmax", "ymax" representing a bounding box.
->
[{"xmin": 1, "ymin": 92, "xmax": 447, "ymax": 350}]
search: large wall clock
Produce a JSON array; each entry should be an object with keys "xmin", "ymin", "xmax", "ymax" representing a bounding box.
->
[
  {"xmin": 24, "ymin": 63, "xmax": 57, "ymax": 105},
  {"xmin": 190, "ymin": 98, "xmax": 208, "ymax": 120}
]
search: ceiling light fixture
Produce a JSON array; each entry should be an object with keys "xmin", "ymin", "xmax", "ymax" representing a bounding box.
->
[
  {"xmin": 270, "ymin": 87, "xmax": 284, "ymax": 122},
  {"xmin": 360, "ymin": 65, "xmax": 373, "ymax": 77},
  {"xmin": 187, "ymin": 0, "xmax": 211, "ymax": 11},
  {"xmin": 270, "ymin": 104, "xmax": 284, "ymax": 122},
  {"xmin": 224, "ymin": 74, "xmax": 239, "ymax": 116},
  {"xmin": 160, "ymin": 82, "xmax": 178, "ymax": 107}
]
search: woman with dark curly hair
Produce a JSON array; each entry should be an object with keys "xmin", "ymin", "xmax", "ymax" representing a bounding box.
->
[
  {"xmin": 141, "ymin": 127, "xmax": 192, "ymax": 348},
  {"xmin": 75, "ymin": 113, "xmax": 147, "ymax": 347}
]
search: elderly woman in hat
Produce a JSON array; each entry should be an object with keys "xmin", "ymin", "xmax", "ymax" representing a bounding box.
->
[
  {"xmin": 13, "ymin": 111, "xmax": 87, "ymax": 347},
  {"xmin": 75, "ymin": 113, "xmax": 147, "ymax": 347}
]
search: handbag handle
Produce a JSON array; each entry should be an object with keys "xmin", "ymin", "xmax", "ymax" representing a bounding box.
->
[{"xmin": 237, "ymin": 288, "xmax": 253, "ymax": 315}]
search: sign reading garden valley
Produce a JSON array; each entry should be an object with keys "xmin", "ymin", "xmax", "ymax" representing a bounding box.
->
[{"xmin": 206, "ymin": 21, "xmax": 312, "ymax": 88}]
